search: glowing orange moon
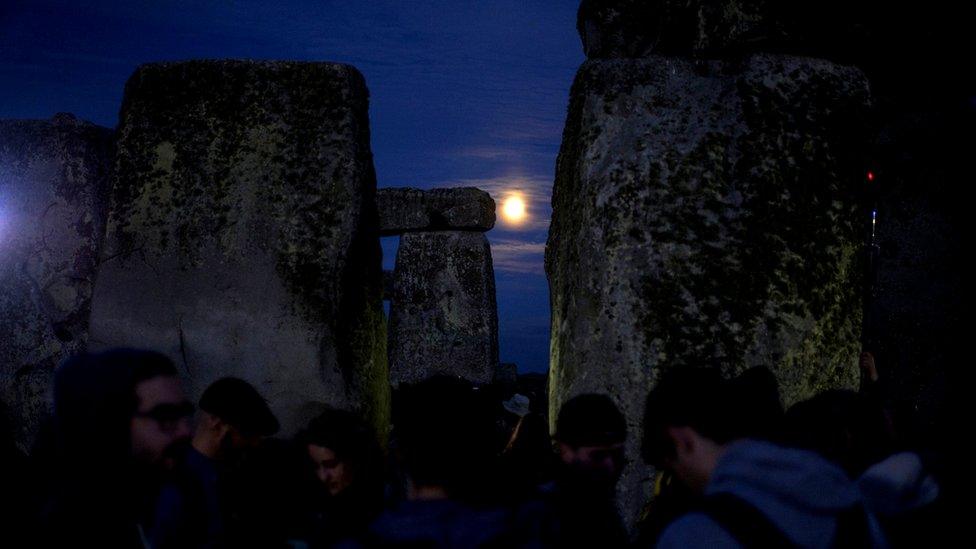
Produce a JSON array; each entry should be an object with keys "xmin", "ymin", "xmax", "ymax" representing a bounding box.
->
[{"xmin": 501, "ymin": 194, "xmax": 527, "ymax": 224}]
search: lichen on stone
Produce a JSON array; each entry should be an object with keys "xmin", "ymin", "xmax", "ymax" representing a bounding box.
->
[
  {"xmin": 94, "ymin": 60, "xmax": 388, "ymax": 439},
  {"xmin": 547, "ymin": 54, "xmax": 872, "ymax": 525}
]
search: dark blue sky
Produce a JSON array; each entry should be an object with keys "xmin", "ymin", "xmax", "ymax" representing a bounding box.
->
[{"xmin": 0, "ymin": 0, "xmax": 584, "ymax": 373}]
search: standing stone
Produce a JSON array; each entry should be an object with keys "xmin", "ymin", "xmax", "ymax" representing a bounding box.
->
[
  {"xmin": 577, "ymin": 0, "xmax": 777, "ymax": 58},
  {"xmin": 547, "ymin": 54, "xmax": 871, "ymax": 526},
  {"xmin": 577, "ymin": 0, "xmax": 876, "ymax": 62},
  {"xmin": 389, "ymin": 231, "xmax": 498, "ymax": 386},
  {"xmin": 88, "ymin": 61, "xmax": 388, "ymax": 437},
  {"xmin": 376, "ymin": 187, "xmax": 496, "ymax": 235},
  {"xmin": 0, "ymin": 114, "xmax": 113, "ymax": 450}
]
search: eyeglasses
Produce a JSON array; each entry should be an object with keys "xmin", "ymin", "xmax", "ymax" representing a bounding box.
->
[{"xmin": 134, "ymin": 402, "xmax": 195, "ymax": 432}]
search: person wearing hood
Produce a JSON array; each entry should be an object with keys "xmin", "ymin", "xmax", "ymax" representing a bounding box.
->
[
  {"xmin": 642, "ymin": 368, "xmax": 888, "ymax": 548},
  {"xmin": 40, "ymin": 348, "xmax": 194, "ymax": 547},
  {"xmin": 783, "ymin": 388, "xmax": 943, "ymax": 548}
]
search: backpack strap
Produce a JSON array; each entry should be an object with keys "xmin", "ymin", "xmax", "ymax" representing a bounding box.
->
[
  {"xmin": 703, "ymin": 493, "xmax": 876, "ymax": 549},
  {"xmin": 701, "ymin": 492, "xmax": 796, "ymax": 548}
]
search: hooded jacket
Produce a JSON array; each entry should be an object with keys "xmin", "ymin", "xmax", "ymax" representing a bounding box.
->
[{"xmin": 657, "ymin": 440, "xmax": 887, "ymax": 548}]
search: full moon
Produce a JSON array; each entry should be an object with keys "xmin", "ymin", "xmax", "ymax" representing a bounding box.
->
[{"xmin": 501, "ymin": 194, "xmax": 527, "ymax": 223}]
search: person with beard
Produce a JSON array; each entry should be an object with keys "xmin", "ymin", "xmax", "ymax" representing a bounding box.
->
[
  {"xmin": 151, "ymin": 376, "xmax": 279, "ymax": 548},
  {"xmin": 39, "ymin": 348, "xmax": 194, "ymax": 548},
  {"xmin": 546, "ymin": 393, "xmax": 629, "ymax": 548},
  {"xmin": 298, "ymin": 407, "xmax": 385, "ymax": 547}
]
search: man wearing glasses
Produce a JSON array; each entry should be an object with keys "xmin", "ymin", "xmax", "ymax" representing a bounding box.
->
[{"xmin": 41, "ymin": 348, "xmax": 194, "ymax": 547}]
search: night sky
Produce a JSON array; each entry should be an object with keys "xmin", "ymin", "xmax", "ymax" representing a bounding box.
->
[{"xmin": 0, "ymin": 1, "xmax": 585, "ymax": 373}]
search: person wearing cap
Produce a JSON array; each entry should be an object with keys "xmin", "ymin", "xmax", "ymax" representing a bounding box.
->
[
  {"xmin": 544, "ymin": 393, "xmax": 629, "ymax": 548},
  {"xmin": 151, "ymin": 377, "xmax": 279, "ymax": 548},
  {"xmin": 192, "ymin": 377, "xmax": 280, "ymax": 462},
  {"xmin": 503, "ymin": 393, "xmax": 531, "ymax": 419},
  {"xmin": 497, "ymin": 393, "xmax": 531, "ymax": 453},
  {"xmin": 554, "ymin": 394, "xmax": 627, "ymax": 480}
]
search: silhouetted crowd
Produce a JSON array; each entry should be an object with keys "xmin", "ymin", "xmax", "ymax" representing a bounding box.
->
[{"xmin": 0, "ymin": 349, "xmax": 950, "ymax": 548}]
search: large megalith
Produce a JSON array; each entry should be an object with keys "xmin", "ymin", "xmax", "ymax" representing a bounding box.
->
[
  {"xmin": 577, "ymin": 0, "xmax": 777, "ymax": 58},
  {"xmin": 577, "ymin": 0, "xmax": 876, "ymax": 62},
  {"xmin": 388, "ymin": 231, "xmax": 498, "ymax": 386},
  {"xmin": 88, "ymin": 61, "xmax": 388, "ymax": 437},
  {"xmin": 547, "ymin": 54, "xmax": 871, "ymax": 525},
  {"xmin": 0, "ymin": 114, "xmax": 114, "ymax": 450}
]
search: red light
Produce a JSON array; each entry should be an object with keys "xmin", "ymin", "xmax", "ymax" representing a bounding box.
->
[{"xmin": 866, "ymin": 171, "xmax": 875, "ymax": 182}]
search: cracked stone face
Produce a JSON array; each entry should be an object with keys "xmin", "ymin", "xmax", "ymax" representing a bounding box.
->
[
  {"xmin": 87, "ymin": 61, "xmax": 388, "ymax": 437},
  {"xmin": 0, "ymin": 114, "xmax": 114, "ymax": 451}
]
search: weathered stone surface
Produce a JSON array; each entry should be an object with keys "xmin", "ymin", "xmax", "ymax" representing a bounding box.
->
[
  {"xmin": 494, "ymin": 362, "xmax": 518, "ymax": 387},
  {"xmin": 376, "ymin": 187, "xmax": 495, "ymax": 235},
  {"xmin": 577, "ymin": 0, "xmax": 879, "ymax": 61},
  {"xmin": 578, "ymin": 0, "xmax": 778, "ymax": 58},
  {"xmin": 389, "ymin": 231, "xmax": 498, "ymax": 386},
  {"xmin": 88, "ymin": 61, "xmax": 388, "ymax": 437},
  {"xmin": 0, "ymin": 114, "xmax": 114, "ymax": 450},
  {"xmin": 547, "ymin": 55, "xmax": 871, "ymax": 526}
]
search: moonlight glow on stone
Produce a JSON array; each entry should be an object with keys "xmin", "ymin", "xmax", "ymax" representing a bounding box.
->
[{"xmin": 502, "ymin": 194, "xmax": 527, "ymax": 224}]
